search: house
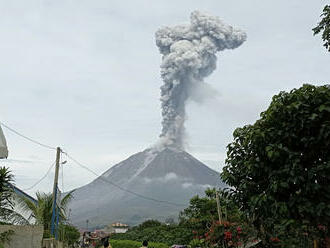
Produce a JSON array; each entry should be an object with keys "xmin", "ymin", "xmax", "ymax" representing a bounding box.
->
[
  {"xmin": 104, "ymin": 222, "xmax": 129, "ymax": 234},
  {"xmin": 9, "ymin": 183, "xmax": 37, "ymax": 223},
  {"xmin": 111, "ymin": 222, "xmax": 129, "ymax": 233},
  {"xmin": 10, "ymin": 183, "xmax": 37, "ymax": 205}
]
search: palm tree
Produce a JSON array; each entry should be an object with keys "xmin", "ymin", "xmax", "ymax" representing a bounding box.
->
[
  {"xmin": 0, "ymin": 166, "xmax": 28, "ymax": 225},
  {"xmin": 18, "ymin": 190, "xmax": 74, "ymax": 237},
  {"xmin": 0, "ymin": 167, "xmax": 14, "ymax": 217}
]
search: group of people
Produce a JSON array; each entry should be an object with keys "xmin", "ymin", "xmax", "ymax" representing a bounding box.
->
[{"xmin": 102, "ymin": 239, "xmax": 148, "ymax": 248}]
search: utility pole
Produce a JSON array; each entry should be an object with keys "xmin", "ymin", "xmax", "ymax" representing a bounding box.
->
[
  {"xmin": 51, "ymin": 147, "xmax": 61, "ymax": 238},
  {"xmin": 215, "ymin": 191, "xmax": 222, "ymax": 223}
]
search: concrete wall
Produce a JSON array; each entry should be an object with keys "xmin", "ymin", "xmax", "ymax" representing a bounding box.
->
[
  {"xmin": 42, "ymin": 238, "xmax": 67, "ymax": 248},
  {"xmin": 0, "ymin": 225, "xmax": 43, "ymax": 248}
]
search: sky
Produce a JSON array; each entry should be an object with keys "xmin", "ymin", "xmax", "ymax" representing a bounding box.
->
[{"xmin": 0, "ymin": 0, "xmax": 329, "ymax": 195}]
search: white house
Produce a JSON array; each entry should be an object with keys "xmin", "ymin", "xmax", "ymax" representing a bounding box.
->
[{"xmin": 104, "ymin": 222, "xmax": 129, "ymax": 234}]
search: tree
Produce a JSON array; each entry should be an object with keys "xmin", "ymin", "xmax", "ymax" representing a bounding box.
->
[
  {"xmin": 179, "ymin": 188, "xmax": 218, "ymax": 237},
  {"xmin": 111, "ymin": 219, "xmax": 193, "ymax": 245},
  {"xmin": 0, "ymin": 167, "xmax": 14, "ymax": 222},
  {"xmin": 58, "ymin": 224, "xmax": 80, "ymax": 247},
  {"xmin": 313, "ymin": 5, "xmax": 330, "ymax": 52},
  {"xmin": 18, "ymin": 191, "xmax": 74, "ymax": 237},
  {"xmin": 138, "ymin": 219, "xmax": 162, "ymax": 229},
  {"xmin": 0, "ymin": 167, "xmax": 28, "ymax": 225},
  {"xmin": 180, "ymin": 188, "xmax": 255, "ymax": 247},
  {"xmin": 221, "ymin": 84, "xmax": 330, "ymax": 245}
]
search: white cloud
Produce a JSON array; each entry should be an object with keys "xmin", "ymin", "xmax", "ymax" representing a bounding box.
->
[{"xmin": 143, "ymin": 172, "xmax": 179, "ymax": 183}]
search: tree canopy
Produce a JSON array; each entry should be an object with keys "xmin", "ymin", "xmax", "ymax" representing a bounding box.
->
[
  {"xmin": 0, "ymin": 166, "xmax": 28, "ymax": 225},
  {"xmin": 313, "ymin": 5, "xmax": 330, "ymax": 52},
  {"xmin": 0, "ymin": 167, "xmax": 14, "ymax": 221},
  {"xmin": 179, "ymin": 188, "xmax": 255, "ymax": 247},
  {"xmin": 59, "ymin": 224, "xmax": 80, "ymax": 247},
  {"xmin": 18, "ymin": 191, "xmax": 74, "ymax": 238},
  {"xmin": 112, "ymin": 219, "xmax": 192, "ymax": 246},
  {"xmin": 221, "ymin": 84, "xmax": 330, "ymax": 244}
]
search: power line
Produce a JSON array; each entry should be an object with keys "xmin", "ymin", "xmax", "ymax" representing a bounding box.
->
[
  {"xmin": 0, "ymin": 121, "xmax": 56, "ymax": 150},
  {"xmin": 0, "ymin": 121, "xmax": 186, "ymax": 207},
  {"xmin": 63, "ymin": 152, "xmax": 186, "ymax": 207},
  {"xmin": 23, "ymin": 161, "xmax": 56, "ymax": 191}
]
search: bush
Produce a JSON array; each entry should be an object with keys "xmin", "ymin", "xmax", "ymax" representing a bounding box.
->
[
  {"xmin": 222, "ymin": 84, "xmax": 330, "ymax": 245},
  {"xmin": 111, "ymin": 220, "xmax": 192, "ymax": 245},
  {"xmin": 110, "ymin": 239, "xmax": 168, "ymax": 248}
]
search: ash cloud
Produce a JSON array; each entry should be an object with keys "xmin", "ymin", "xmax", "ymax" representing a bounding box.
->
[{"xmin": 155, "ymin": 11, "xmax": 247, "ymax": 149}]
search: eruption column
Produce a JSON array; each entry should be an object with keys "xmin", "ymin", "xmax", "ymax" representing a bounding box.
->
[{"xmin": 155, "ymin": 11, "xmax": 246, "ymax": 149}]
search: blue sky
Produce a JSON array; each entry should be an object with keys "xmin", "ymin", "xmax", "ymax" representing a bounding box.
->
[{"xmin": 0, "ymin": 0, "xmax": 329, "ymax": 194}]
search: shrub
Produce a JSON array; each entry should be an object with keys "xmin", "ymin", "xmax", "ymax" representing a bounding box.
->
[
  {"xmin": 222, "ymin": 84, "xmax": 330, "ymax": 245},
  {"xmin": 109, "ymin": 239, "xmax": 168, "ymax": 248},
  {"xmin": 111, "ymin": 222, "xmax": 192, "ymax": 245}
]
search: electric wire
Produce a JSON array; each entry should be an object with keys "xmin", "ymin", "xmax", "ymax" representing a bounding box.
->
[
  {"xmin": 63, "ymin": 151, "xmax": 186, "ymax": 207},
  {"xmin": 0, "ymin": 121, "xmax": 56, "ymax": 150},
  {"xmin": 0, "ymin": 121, "xmax": 186, "ymax": 207},
  {"xmin": 23, "ymin": 161, "xmax": 56, "ymax": 191}
]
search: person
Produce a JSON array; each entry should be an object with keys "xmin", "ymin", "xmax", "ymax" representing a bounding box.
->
[
  {"xmin": 141, "ymin": 240, "xmax": 148, "ymax": 248},
  {"xmin": 103, "ymin": 239, "xmax": 112, "ymax": 248}
]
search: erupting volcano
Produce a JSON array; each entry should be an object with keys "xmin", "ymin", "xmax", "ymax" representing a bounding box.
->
[{"xmin": 69, "ymin": 11, "xmax": 246, "ymax": 227}]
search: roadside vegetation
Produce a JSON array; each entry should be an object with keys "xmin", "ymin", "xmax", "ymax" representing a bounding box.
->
[
  {"xmin": 111, "ymin": 219, "xmax": 192, "ymax": 245},
  {"xmin": 109, "ymin": 240, "xmax": 168, "ymax": 248},
  {"xmin": 111, "ymin": 84, "xmax": 330, "ymax": 247},
  {"xmin": 111, "ymin": 188, "xmax": 255, "ymax": 247},
  {"xmin": 0, "ymin": 166, "xmax": 80, "ymax": 247},
  {"xmin": 222, "ymin": 84, "xmax": 330, "ymax": 247}
]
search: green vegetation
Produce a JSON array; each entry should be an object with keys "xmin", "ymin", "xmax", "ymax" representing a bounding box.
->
[
  {"xmin": 59, "ymin": 224, "xmax": 80, "ymax": 247},
  {"xmin": 0, "ymin": 230, "xmax": 14, "ymax": 247},
  {"xmin": 109, "ymin": 239, "xmax": 168, "ymax": 248},
  {"xmin": 112, "ymin": 219, "xmax": 192, "ymax": 245},
  {"xmin": 0, "ymin": 166, "xmax": 28, "ymax": 224},
  {"xmin": 0, "ymin": 167, "xmax": 14, "ymax": 219},
  {"xmin": 314, "ymin": 5, "xmax": 330, "ymax": 51},
  {"xmin": 221, "ymin": 84, "xmax": 330, "ymax": 246},
  {"xmin": 17, "ymin": 190, "xmax": 75, "ymax": 240},
  {"xmin": 112, "ymin": 188, "xmax": 254, "ymax": 247},
  {"xmin": 180, "ymin": 188, "xmax": 256, "ymax": 247}
]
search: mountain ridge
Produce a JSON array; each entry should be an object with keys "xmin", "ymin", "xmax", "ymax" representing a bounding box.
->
[{"xmin": 69, "ymin": 148, "xmax": 224, "ymax": 227}]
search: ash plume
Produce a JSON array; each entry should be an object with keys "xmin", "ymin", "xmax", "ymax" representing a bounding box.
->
[{"xmin": 155, "ymin": 11, "xmax": 247, "ymax": 150}]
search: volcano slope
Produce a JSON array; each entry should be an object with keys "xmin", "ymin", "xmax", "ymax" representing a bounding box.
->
[{"xmin": 69, "ymin": 148, "xmax": 224, "ymax": 227}]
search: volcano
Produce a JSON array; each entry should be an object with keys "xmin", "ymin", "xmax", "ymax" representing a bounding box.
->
[
  {"xmin": 68, "ymin": 11, "xmax": 244, "ymax": 228},
  {"xmin": 69, "ymin": 147, "xmax": 223, "ymax": 227}
]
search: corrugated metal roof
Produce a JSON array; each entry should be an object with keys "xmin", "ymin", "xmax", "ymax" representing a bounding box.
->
[{"xmin": 9, "ymin": 183, "xmax": 38, "ymax": 205}]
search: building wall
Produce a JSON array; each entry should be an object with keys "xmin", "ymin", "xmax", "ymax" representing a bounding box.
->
[
  {"xmin": 42, "ymin": 238, "xmax": 67, "ymax": 248},
  {"xmin": 114, "ymin": 227, "xmax": 128, "ymax": 233},
  {"xmin": 0, "ymin": 225, "xmax": 43, "ymax": 248}
]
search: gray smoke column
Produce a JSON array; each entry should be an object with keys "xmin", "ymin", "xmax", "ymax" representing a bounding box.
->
[{"xmin": 155, "ymin": 11, "xmax": 246, "ymax": 150}]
